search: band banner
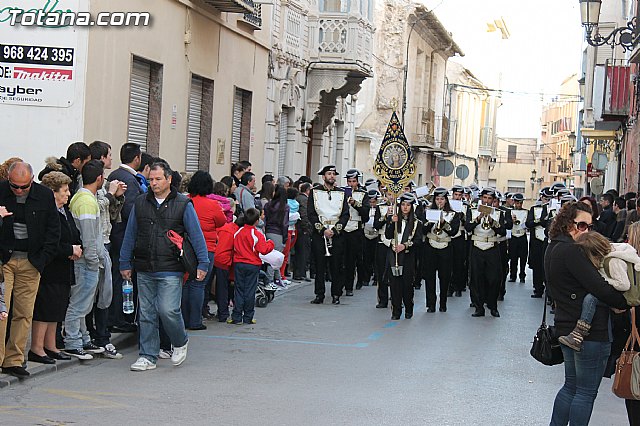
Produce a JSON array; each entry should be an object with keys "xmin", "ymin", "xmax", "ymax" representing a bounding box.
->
[{"xmin": 373, "ymin": 110, "xmax": 416, "ymax": 195}]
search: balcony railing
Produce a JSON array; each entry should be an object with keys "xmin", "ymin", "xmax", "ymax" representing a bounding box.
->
[
  {"xmin": 601, "ymin": 59, "xmax": 631, "ymax": 118},
  {"xmin": 310, "ymin": 13, "xmax": 373, "ymax": 74},
  {"xmin": 242, "ymin": 4, "xmax": 262, "ymax": 29},
  {"xmin": 202, "ymin": 0, "xmax": 254, "ymax": 14}
]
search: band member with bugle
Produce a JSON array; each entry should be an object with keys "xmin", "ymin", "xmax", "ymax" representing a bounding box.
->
[
  {"xmin": 385, "ymin": 193, "xmax": 422, "ymax": 320},
  {"xmin": 373, "ymin": 190, "xmax": 392, "ymax": 308},
  {"xmin": 466, "ymin": 188, "xmax": 506, "ymax": 318},
  {"xmin": 423, "ymin": 187, "xmax": 460, "ymax": 312},
  {"xmin": 494, "ymin": 191, "xmax": 513, "ymax": 301},
  {"xmin": 308, "ymin": 165, "xmax": 349, "ymax": 305},
  {"xmin": 449, "ymin": 185, "xmax": 468, "ymax": 297},
  {"xmin": 342, "ymin": 169, "xmax": 370, "ymax": 294},
  {"xmin": 526, "ymin": 186, "xmax": 553, "ymax": 298},
  {"xmin": 508, "ymin": 193, "xmax": 528, "ymax": 283},
  {"xmin": 362, "ymin": 189, "xmax": 381, "ymax": 288}
]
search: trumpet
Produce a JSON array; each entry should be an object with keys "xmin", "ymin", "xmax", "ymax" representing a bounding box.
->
[
  {"xmin": 324, "ymin": 234, "xmax": 332, "ymax": 257},
  {"xmin": 481, "ymin": 215, "xmax": 492, "ymax": 230}
]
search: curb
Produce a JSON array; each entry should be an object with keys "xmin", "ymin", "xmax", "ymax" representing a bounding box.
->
[{"xmin": 0, "ymin": 331, "xmax": 138, "ymax": 389}]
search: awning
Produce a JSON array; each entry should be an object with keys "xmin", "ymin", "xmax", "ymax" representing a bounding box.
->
[{"xmin": 580, "ymin": 128, "xmax": 618, "ymax": 140}]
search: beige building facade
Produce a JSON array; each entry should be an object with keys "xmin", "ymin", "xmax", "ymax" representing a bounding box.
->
[{"xmin": 488, "ymin": 137, "xmax": 537, "ymax": 205}]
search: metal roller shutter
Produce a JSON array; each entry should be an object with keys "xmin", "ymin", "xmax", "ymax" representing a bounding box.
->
[
  {"xmin": 278, "ymin": 108, "xmax": 289, "ymax": 177},
  {"xmin": 127, "ymin": 59, "xmax": 151, "ymax": 152},
  {"xmin": 186, "ymin": 76, "xmax": 203, "ymax": 173},
  {"xmin": 231, "ymin": 88, "xmax": 243, "ymax": 163}
]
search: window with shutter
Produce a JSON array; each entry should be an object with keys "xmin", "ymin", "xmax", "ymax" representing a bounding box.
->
[
  {"xmin": 278, "ymin": 108, "xmax": 289, "ymax": 177},
  {"xmin": 127, "ymin": 58, "xmax": 151, "ymax": 152},
  {"xmin": 231, "ymin": 88, "xmax": 252, "ymax": 164},
  {"xmin": 186, "ymin": 76, "xmax": 204, "ymax": 173}
]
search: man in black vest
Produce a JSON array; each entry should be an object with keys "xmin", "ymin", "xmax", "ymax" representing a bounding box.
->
[{"xmin": 120, "ymin": 161, "xmax": 209, "ymax": 372}]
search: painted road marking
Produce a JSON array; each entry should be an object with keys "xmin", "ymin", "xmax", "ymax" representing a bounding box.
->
[{"xmin": 189, "ymin": 334, "xmax": 369, "ymax": 348}]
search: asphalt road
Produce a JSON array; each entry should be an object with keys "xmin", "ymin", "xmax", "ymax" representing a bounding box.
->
[{"xmin": 0, "ymin": 276, "xmax": 628, "ymax": 426}]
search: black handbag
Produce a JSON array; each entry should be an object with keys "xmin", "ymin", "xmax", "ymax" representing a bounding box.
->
[
  {"xmin": 166, "ymin": 230, "xmax": 198, "ymax": 280},
  {"xmin": 530, "ymin": 292, "xmax": 564, "ymax": 366}
]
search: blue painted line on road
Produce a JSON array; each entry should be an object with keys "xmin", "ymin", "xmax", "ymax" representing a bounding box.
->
[
  {"xmin": 367, "ymin": 331, "xmax": 384, "ymax": 341},
  {"xmin": 382, "ymin": 322, "xmax": 398, "ymax": 329},
  {"xmin": 189, "ymin": 333, "xmax": 369, "ymax": 348}
]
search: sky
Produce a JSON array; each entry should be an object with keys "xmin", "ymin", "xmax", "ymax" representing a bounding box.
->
[{"xmin": 420, "ymin": 0, "xmax": 585, "ymax": 138}]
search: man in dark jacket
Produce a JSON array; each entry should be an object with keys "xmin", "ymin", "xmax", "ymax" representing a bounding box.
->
[
  {"xmin": 599, "ymin": 193, "xmax": 617, "ymax": 239},
  {"xmin": 0, "ymin": 162, "xmax": 60, "ymax": 377},
  {"xmin": 37, "ymin": 142, "xmax": 91, "ymax": 197},
  {"xmin": 107, "ymin": 143, "xmax": 144, "ymax": 332},
  {"xmin": 293, "ymin": 183, "xmax": 312, "ymax": 281}
]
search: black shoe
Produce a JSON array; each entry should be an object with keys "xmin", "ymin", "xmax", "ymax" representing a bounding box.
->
[
  {"xmin": 391, "ymin": 315, "xmax": 401, "ymax": 320},
  {"xmin": 345, "ymin": 291, "xmax": 354, "ymax": 296},
  {"xmin": 472, "ymin": 307, "xmax": 485, "ymax": 317},
  {"xmin": 531, "ymin": 293, "xmax": 543, "ymax": 298},
  {"xmin": 217, "ymin": 316, "xmax": 229, "ymax": 322},
  {"xmin": 454, "ymin": 291, "xmax": 462, "ymax": 297},
  {"xmin": 303, "ymin": 277, "xmax": 312, "ymax": 282},
  {"xmin": 413, "ymin": 284, "xmax": 422, "ymax": 290},
  {"xmin": 520, "ymin": 279, "xmax": 525, "ymax": 283},
  {"xmin": 83, "ymin": 342, "xmax": 105, "ymax": 354},
  {"xmin": 490, "ymin": 309, "xmax": 500, "ymax": 318},
  {"xmin": 293, "ymin": 276, "xmax": 305, "ymax": 281},
  {"xmin": 405, "ymin": 313, "xmax": 413, "ymax": 319},
  {"xmin": 439, "ymin": 306, "xmax": 447, "ymax": 312},
  {"xmin": 188, "ymin": 325, "xmax": 207, "ymax": 331},
  {"xmin": 426, "ymin": 307, "xmax": 436, "ymax": 313},
  {"xmin": 355, "ymin": 282, "xmax": 363, "ymax": 290},
  {"xmin": 28, "ymin": 351, "xmax": 56, "ymax": 364},
  {"xmin": 332, "ymin": 296, "xmax": 340, "ymax": 305},
  {"xmin": 2, "ymin": 366, "xmax": 30, "ymax": 378},
  {"xmin": 362, "ymin": 281, "xmax": 370, "ymax": 287},
  {"xmin": 447, "ymin": 290, "xmax": 454, "ymax": 297},
  {"xmin": 508, "ymin": 278, "xmax": 516, "ymax": 283},
  {"xmin": 310, "ymin": 296, "xmax": 324, "ymax": 304},
  {"xmin": 375, "ymin": 303, "xmax": 388, "ymax": 309},
  {"xmin": 498, "ymin": 295, "xmax": 504, "ymax": 301},
  {"xmin": 469, "ymin": 303, "xmax": 476, "ymax": 308},
  {"xmin": 44, "ymin": 349, "xmax": 72, "ymax": 361}
]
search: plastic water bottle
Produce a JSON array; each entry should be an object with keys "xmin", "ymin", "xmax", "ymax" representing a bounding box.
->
[{"xmin": 122, "ymin": 280, "xmax": 134, "ymax": 314}]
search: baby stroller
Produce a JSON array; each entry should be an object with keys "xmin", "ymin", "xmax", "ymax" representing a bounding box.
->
[{"xmin": 256, "ymin": 270, "xmax": 277, "ymax": 308}]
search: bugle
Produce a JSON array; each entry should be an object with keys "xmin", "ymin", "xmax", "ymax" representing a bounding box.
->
[{"xmin": 324, "ymin": 234, "xmax": 332, "ymax": 257}]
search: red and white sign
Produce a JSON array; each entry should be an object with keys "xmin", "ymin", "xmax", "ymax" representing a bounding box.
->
[{"xmin": 13, "ymin": 67, "xmax": 73, "ymax": 81}]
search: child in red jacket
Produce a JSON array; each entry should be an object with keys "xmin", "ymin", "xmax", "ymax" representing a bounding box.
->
[
  {"xmin": 214, "ymin": 219, "xmax": 240, "ymax": 323},
  {"xmin": 229, "ymin": 208, "xmax": 275, "ymax": 324}
]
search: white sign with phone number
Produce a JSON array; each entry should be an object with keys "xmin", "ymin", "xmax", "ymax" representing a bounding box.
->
[{"xmin": 0, "ymin": 0, "xmax": 80, "ymax": 107}]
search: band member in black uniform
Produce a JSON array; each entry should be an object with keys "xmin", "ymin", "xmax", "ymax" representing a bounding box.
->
[
  {"xmin": 494, "ymin": 191, "xmax": 513, "ymax": 301},
  {"xmin": 362, "ymin": 189, "xmax": 381, "ymax": 287},
  {"xmin": 448, "ymin": 185, "xmax": 467, "ymax": 297},
  {"xmin": 508, "ymin": 193, "xmax": 529, "ymax": 283},
  {"xmin": 373, "ymin": 191, "xmax": 392, "ymax": 308},
  {"xmin": 466, "ymin": 188, "xmax": 506, "ymax": 318},
  {"xmin": 525, "ymin": 186, "xmax": 553, "ymax": 298},
  {"xmin": 341, "ymin": 169, "xmax": 370, "ymax": 294},
  {"xmin": 423, "ymin": 187, "xmax": 460, "ymax": 312},
  {"xmin": 308, "ymin": 165, "xmax": 350, "ymax": 305},
  {"xmin": 385, "ymin": 193, "xmax": 422, "ymax": 320}
]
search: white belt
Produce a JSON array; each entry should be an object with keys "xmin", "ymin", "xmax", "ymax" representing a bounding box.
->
[
  {"xmin": 471, "ymin": 235, "xmax": 498, "ymax": 243},
  {"xmin": 427, "ymin": 233, "xmax": 451, "ymax": 243}
]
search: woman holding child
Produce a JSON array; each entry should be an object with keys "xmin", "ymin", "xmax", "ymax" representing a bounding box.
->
[{"xmin": 545, "ymin": 201, "xmax": 628, "ymax": 425}]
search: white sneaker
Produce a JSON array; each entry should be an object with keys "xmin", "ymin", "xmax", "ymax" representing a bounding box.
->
[
  {"xmin": 103, "ymin": 343, "xmax": 123, "ymax": 359},
  {"xmin": 171, "ymin": 341, "xmax": 188, "ymax": 366},
  {"xmin": 130, "ymin": 357, "xmax": 156, "ymax": 371},
  {"xmin": 158, "ymin": 349, "xmax": 173, "ymax": 359}
]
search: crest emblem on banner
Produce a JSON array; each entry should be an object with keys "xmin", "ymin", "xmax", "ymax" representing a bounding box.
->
[{"xmin": 373, "ymin": 111, "xmax": 416, "ymax": 195}]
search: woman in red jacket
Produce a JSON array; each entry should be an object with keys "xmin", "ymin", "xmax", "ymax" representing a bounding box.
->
[{"xmin": 182, "ymin": 171, "xmax": 226, "ymax": 330}]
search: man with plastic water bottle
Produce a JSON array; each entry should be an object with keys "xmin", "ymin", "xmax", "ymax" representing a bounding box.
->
[{"xmin": 120, "ymin": 161, "xmax": 209, "ymax": 372}]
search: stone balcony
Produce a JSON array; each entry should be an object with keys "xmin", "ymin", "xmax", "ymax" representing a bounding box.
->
[{"xmin": 202, "ymin": 0, "xmax": 254, "ymax": 14}]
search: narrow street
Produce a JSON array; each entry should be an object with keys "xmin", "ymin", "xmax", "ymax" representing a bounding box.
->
[{"xmin": 0, "ymin": 276, "xmax": 626, "ymax": 426}]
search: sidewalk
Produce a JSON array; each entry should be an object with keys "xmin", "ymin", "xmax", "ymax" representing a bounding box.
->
[{"xmin": 0, "ymin": 331, "xmax": 138, "ymax": 389}]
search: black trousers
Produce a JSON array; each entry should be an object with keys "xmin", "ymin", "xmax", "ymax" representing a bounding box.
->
[
  {"xmin": 362, "ymin": 237, "xmax": 378, "ymax": 284},
  {"xmin": 311, "ymin": 233, "xmax": 345, "ymax": 298},
  {"xmin": 450, "ymin": 236, "xmax": 468, "ymax": 292},
  {"xmin": 626, "ymin": 399, "xmax": 640, "ymax": 426},
  {"xmin": 529, "ymin": 238, "xmax": 546, "ymax": 295},
  {"xmin": 376, "ymin": 243, "xmax": 390, "ymax": 305},
  {"xmin": 469, "ymin": 245, "xmax": 502, "ymax": 310},
  {"xmin": 499, "ymin": 241, "xmax": 509, "ymax": 298},
  {"xmin": 293, "ymin": 231, "xmax": 310, "ymax": 278},
  {"xmin": 423, "ymin": 243, "xmax": 452, "ymax": 309},
  {"xmin": 388, "ymin": 252, "xmax": 415, "ymax": 317},
  {"xmin": 509, "ymin": 236, "xmax": 528, "ymax": 280},
  {"xmin": 343, "ymin": 229, "xmax": 365, "ymax": 291}
]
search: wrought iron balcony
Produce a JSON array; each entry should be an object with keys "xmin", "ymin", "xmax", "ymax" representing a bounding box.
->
[
  {"xmin": 242, "ymin": 4, "xmax": 262, "ymax": 29},
  {"xmin": 202, "ymin": 0, "xmax": 254, "ymax": 15},
  {"xmin": 596, "ymin": 59, "xmax": 631, "ymax": 118}
]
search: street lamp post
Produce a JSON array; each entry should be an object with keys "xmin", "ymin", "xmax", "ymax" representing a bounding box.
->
[{"xmin": 579, "ymin": 0, "xmax": 640, "ymax": 51}]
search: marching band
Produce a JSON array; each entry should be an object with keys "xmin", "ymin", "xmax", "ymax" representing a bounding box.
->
[{"xmin": 308, "ymin": 164, "xmax": 573, "ymax": 320}]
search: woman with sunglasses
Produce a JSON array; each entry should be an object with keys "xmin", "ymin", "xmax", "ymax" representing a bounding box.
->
[{"xmin": 545, "ymin": 201, "xmax": 628, "ymax": 426}]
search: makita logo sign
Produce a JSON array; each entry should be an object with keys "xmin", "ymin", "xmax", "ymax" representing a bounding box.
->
[{"xmin": 13, "ymin": 67, "xmax": 72, "ymax": 81}]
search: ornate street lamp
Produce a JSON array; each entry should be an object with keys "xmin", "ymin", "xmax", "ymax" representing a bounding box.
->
[{"xmin": 579, "ymin": 0, "xmax": 640, "ymax": 51}]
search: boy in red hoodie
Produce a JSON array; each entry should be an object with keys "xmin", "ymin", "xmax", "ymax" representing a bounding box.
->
[
  {"xmin": 229, "ymin": 208, "xmax": 274, "ymax": 324},
  {"xmin": 214, "ymin": 219, "xmax": 240, "ymax": 323}
]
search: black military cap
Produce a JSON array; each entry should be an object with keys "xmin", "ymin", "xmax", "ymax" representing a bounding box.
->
[
  {"xmin": 512, "ymin": 193, "xmax": 525, "ymax": 202},
  {"xmin": 317, "ymin": 165, "xmax": 338, "ymax": 175},
  {"xmin": 433, "ymin": 187, "xmax": 449, "ymax": 197},
  {"xmin": 451, "ymin": 185, "xmax": 464, "ymax": 194},
  {"xmin": 344, "ymin": 168, "xmax": 361, "ymax": 179}
]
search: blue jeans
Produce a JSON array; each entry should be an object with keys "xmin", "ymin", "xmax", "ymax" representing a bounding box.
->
[
  {"xmin": 216, "ymin": 268, "xmax": 231, "ymax": 321},
  {"xmin": 550, "ymin": 341, "xmax": 612, "ymax": 426},
  {"xmin": 579, "ymin": 293, "xmax": 605, "ymax": 323},
  {"xmin": 137, "ymin": 272, "xmax": 188, "ymax": 362},
  {"xmin": 182, "ymin": 252, "xmax": 214, "ymax": 328},
  {"xmin": 232, "ymin": 263, "xmax": 260, "ymax": 323},
  {"xmin": 64, "ymin": 263, "xmax": 100, "ymax": 350}
]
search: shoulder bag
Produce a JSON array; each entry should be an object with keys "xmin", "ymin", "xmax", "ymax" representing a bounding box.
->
[
  {"xmin": 530, "ymin": 292, "xmax": 564, "ymax": 366},
  {"xmin": 612, "ymin": 307, "xmax": 640, "ymax": 400}
]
